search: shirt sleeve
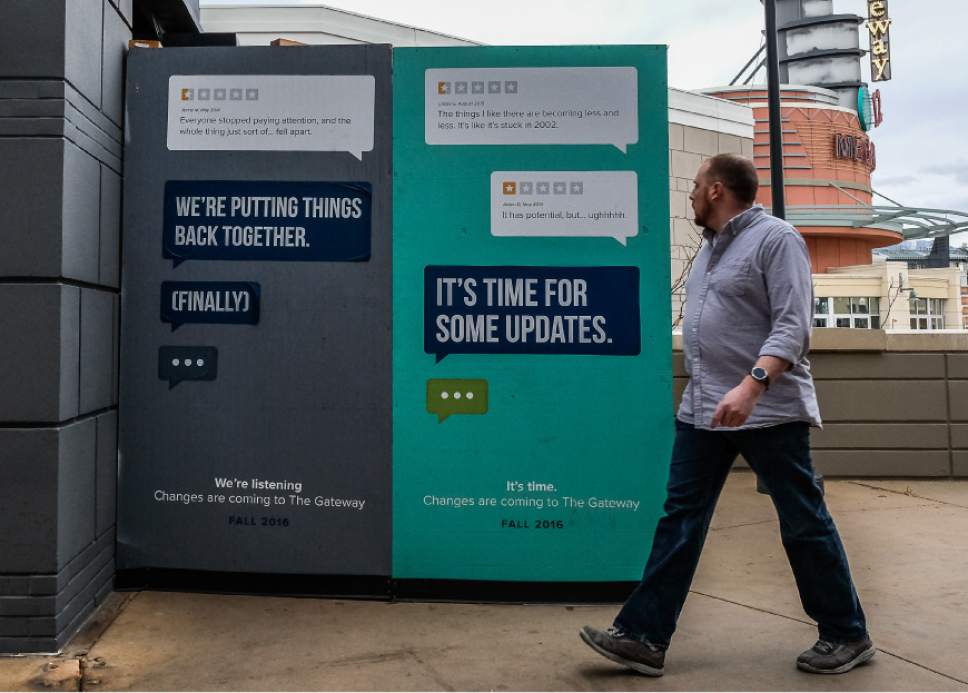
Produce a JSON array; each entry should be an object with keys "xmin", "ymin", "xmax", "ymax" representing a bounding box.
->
[{"xmin": 757, "ymin": 228, "xmax": 813, "ymax": 366}]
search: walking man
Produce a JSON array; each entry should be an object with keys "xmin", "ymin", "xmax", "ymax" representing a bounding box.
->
[{"xmin": 580, "ymin": 154, "xmax": 873, "ymax": 676}]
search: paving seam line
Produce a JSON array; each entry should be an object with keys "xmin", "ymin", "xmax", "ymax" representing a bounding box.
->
[
  {"xmin": 406, "ymin": 648, "xmax": 456, "ymax": 692},
  {"xmin": 689, "ymin": 590, "xmax": 968, "ymax": 686},
  {"xmin": 711, "ymin": 503, "xmax": 940, "ymax": 533},
  {"xmin": 847, "ymin": 481, "xmax": 968, "ymax": 511}
]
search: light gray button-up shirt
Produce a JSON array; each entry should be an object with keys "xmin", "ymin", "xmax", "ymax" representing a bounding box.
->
[{"xmin": 678, "ymin": 206, "xmax": 822, "ymax": 430}]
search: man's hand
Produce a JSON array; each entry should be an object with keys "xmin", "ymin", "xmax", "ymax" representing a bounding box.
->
[{"xmin": 711, "ymin": 378, "xmax": 765, "ymax": 428}]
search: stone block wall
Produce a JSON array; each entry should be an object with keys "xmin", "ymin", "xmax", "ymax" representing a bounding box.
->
[
  {"xmin": 0, "ymin": 0, "xmax": 130, "ymax": 654},
  {"xmin": 672, "ymin": 332, "xmax": 968, "ymax": 478},
  {"xmin": 668, "ymin": 121, "xmax": 754, "ymax": 326}
]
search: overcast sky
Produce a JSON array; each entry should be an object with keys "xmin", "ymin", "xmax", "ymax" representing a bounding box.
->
[{"xmin": 202, "ymin": 0, "xmax": 968, "ymax": 245}]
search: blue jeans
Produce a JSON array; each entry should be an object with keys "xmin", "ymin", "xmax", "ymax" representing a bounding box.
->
[{"xmin": 614, "ymin": 420, "xmax": 868, "ymax": 648}]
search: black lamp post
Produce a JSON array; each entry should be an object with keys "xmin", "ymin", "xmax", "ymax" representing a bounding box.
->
[
  {"xmin": 764, "ymin": 0, "xmax": 786, "ymax": 220},
  {"xmin": 755, "ymin": 1, "xmax": 825, "ymax": 497}
]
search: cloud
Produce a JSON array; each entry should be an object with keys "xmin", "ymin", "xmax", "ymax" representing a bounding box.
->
[
  {"xmin": 874, "ymin": 175, "xmax": 917, "ymax": 186},
  {"xmin": 920, "ymin": 161, "xmax": 968, "ymax": 185}
]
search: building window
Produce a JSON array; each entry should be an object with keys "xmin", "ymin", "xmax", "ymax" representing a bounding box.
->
[
  {"xmin": 909, "ymin": 297, "xmax": 945, "ymax": 330},
  {"xmin": 813, "ymin": 297, "xmax": 828, "ymax": 327},
  {"xmin": 814, "ymin": 297, "xmax": 880, "ymax": 329}
]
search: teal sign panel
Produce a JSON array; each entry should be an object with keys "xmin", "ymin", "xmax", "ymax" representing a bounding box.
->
[{"xmin": 393, "ymin": 46, "xmax": 672, "ymax": 581}]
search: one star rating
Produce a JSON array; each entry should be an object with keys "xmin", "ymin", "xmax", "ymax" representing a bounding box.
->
[{"xmin": 502, "ymin": 181, "xmax": 517, "ymax": 195}]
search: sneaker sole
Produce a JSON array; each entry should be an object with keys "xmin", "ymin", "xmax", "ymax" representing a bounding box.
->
[
  {"xmin": 579, "ymin": 629, "xmax": 664, "ymax": 677},
  {"xmin": 797, "ymin": 646, "xmax": 876, "ymax": 675}
]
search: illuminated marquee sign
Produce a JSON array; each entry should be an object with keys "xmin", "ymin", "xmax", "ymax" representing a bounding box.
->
[
  {"xmin": 835, "ymin": 133, "xmax": 877, "ymax": 171},
  {"xmin": 867, "ymin": 0, "xmax": 892, "ymax": 81}
]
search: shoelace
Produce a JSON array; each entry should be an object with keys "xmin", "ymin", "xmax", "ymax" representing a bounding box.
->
[
  {"xmin": 813, "ymin": 639, "xmax": 836, "ymax": 655},
  {"xmin": 607, "ymin": 627, "xmax": 662, "ymax": 652}
]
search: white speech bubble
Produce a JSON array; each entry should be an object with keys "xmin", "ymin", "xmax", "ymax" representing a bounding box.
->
[
  {"xmin": 426, "ymin": 67, "xmax": 637, "ymax": 152},
  {"xmin": 167, "ymin": 75, "xmax": 375, "ymax": 159},
  {"xmin": 491, "ymin": 171, "xmax": 638, "ymax": 246}
]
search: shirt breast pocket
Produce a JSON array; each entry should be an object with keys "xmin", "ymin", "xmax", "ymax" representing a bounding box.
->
[{"xmin": 715, "ymin": 259, "xmax": 752, "ymax": 297}]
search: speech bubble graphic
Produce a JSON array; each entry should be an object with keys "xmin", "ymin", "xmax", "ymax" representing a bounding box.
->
[
  {"xmin": 427, "ymin": 379, "xmax": 489, "ymax": 422},
  {"xmin": 167, "ymin": 75, "xmax": 375, "ymax": 159},
  {"xmin": 158, "ymin": 346, "xmax": 218, "ymax": 389},
  {"xmin": 491, "ymin": 171, "xmax": 638, "ymax": 246},
  {"xmin": 161, "ymin": 281, "xmax": 260, "ymax": 331},
  {"xmin": 163, "ymin": 180, "xmax": 371, "ymax": 267},
  {"xmin": 425, "ymin": 266, "xmax": 640, "ymax": 362},
  {"xmin": 425, "ymin": 67, "xmax": 638, "ymax": 153}
]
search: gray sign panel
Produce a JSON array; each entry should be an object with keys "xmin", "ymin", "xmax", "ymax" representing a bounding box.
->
[{"xmin": 118, "ymin": 45, "xmax": 392, "ymax": 575}]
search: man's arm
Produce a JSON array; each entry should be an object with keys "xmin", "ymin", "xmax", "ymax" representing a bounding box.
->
[
  {"xmin": 711, "ymin": 354, "xmax": 790, "ymax": 428},
  {"xmin": 711, "ymin": 229, "xmax": 813, "ymax": 428}
]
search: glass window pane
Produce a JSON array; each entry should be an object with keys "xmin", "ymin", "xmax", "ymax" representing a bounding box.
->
[
  {"xmin": 871, "ymin": 316, "xmax": 881, "ymax": 329},
  {"xmin": 852, "ymin": 297, "xmax": 869, "ymax": 314},
  {"xmin": 813, "ymin": 318, "xmax": 828, "ymax": 328},
  {"xmin": 920, "ymin": 318, "xmax": 928, "ymax": 330},
  {"xmin": 853, "ymin": 317, "xmax": 869, "ymax": 329},
  {"xmin": 836, "ymin": 318, "xmax": 851, "ymax": 328},
  {"xmin": 834, "ymin": 298, "xmax": 851, "ymax": 314},
  {"xmin": 869, "ymin": 297, "xmax": 880, "ymax": 315},
  {"xmin": 814, "ymin": 297, "xmax": 829, "ymax": 314},
  {"xmin": 911, "ymin": 318, "xmax": 918, "ymax": 329},
  {"xmin": 932, "ymin": 299, "xmax": 945, "ymax": 314}
]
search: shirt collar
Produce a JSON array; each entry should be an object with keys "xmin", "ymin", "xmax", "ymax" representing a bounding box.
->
[{"xmin": 702, "ymin": 205, "xmax": 764, "ymax": 242}]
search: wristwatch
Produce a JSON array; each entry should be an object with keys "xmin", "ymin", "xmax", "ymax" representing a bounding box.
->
[{"xmin": 750, "ymin": 366, "xmax": 770, "ymax": 390}]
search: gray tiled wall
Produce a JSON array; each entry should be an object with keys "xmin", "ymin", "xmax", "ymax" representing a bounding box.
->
[{"xmin": 0, "ymin": 0, "xmax": 129, "ymax": 654}]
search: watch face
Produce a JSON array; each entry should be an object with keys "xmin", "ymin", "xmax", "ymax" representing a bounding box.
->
[{"xmin": 752, "ymin": 367, "xmax": 768, "ymax": 380}]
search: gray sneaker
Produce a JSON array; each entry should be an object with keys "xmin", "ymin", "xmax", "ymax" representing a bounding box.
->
[
  {"xmin": 797, "ymin": 638, "xmax": 876, "ymax": 674},
  {"xmin": 579, "ymin": 625, "xmax": 665, "ymax": 676}
]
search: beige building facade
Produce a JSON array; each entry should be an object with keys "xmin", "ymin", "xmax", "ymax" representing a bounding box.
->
[{"xmin": 816, "ymin": 261, "xmax": 965, "ymax": 332}]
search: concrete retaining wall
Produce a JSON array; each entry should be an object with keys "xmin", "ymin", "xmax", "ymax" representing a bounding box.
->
[{"xmin": 673, "ymin": 330, "xmax": 968, "ymax": 477}]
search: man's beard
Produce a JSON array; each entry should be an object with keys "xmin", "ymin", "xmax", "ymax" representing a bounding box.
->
[{"xmin": 693, "ymin": 207, "xmax": 706, "ymax": 228}]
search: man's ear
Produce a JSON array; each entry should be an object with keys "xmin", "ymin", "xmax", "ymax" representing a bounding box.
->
[{"xmin": 708, "ymin": 181, "xmax": 722, "ymax": 202}]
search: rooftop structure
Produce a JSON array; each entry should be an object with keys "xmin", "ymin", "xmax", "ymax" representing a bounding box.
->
[{"xmin": 200, "ymin": 2, "xmax": 478, "ymax": 46}]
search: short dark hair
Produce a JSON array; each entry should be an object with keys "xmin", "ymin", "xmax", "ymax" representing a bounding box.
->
[{"xmin": 703, "ymin": 153, "xmax": 759, "ymax": 205}]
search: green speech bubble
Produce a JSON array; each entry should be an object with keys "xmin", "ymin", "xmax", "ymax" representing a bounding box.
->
[{"xmin": 427, "ymin": 379, "xmax": 488, "ymax": 423}]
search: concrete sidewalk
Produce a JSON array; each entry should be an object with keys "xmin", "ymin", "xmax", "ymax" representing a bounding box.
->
[{"xmin": 3, "ymin": 475, "xmax": 967, "ymax": 691}]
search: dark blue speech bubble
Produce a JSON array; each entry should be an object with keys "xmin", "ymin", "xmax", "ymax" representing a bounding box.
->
[
  {"xmin": 163, "ymin": 180, "xmax": 371, "ymax": 267},
  {"xmin": 158, "ymin": 346, "xmax": 218, "ymax": 389},
  {"xmin": 424, "ymin": 266, "xmax": 640, "ymax": 362},
  {"xmin": 161, "ymin": 281, "xmax": 260, "ymax": 331}
]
